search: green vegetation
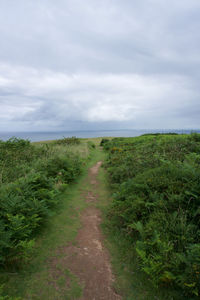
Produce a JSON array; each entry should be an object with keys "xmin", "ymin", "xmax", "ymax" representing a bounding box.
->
[
  {"xmin": 102, "ymin": 133, "xmax": 200, "ymax": 299},
  {"xmin": 0, "ymin": 141, "xmax": 103, "ymax": 299},
  {"xmin": 100, "ymin": 138, "xmax": 110, "ymax": 146},
  {"xmin": 52, "ymin": 136, "xmax": 81, "ymax": 145},
  {"xmin": 2, "ymin": 134, "xmax": 200, "ymax": 299},
  {"xmin": 97, "ymin": 162, "xmax": 181, "ymax": 300},
  {"xmin": 0, "ymin": 137, "xmax": 88, "ymax": 268}
]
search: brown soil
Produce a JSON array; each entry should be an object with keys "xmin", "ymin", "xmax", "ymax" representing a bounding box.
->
[{"xmin": 51, "ymin": 161, "xmax": 121, "ymax": 300}]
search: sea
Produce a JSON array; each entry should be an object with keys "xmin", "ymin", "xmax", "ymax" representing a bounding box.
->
[{"xmin": 0, "ymin": 129, "xmax": 200, "ymax": 142}]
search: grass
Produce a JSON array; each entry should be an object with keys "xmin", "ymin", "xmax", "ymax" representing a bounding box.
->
[
  {"xmin": 0, "ymin": 141, "xmax": 104, "ymax": 299},
  {"xmin": 34, "ymin": 140, "xmax": 91, "ymax": 159},
  {"xmin": 0, "ymin": 174, "xmax": 85, "ymax": 299}
]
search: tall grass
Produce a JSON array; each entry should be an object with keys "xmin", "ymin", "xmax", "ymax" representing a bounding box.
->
[{"xmin": 0, "ymin": 137, "xmax": 89, "ymax": 268}]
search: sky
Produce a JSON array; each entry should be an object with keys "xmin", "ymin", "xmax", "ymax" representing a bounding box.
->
[{"xmin": 0, "ymin": 0, "xmax": 200, "ymax": 131}]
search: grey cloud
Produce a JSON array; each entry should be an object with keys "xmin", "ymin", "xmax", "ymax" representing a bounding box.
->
[
  {"xmin": 0, "ymin": 0, "xmax": 200, "ymax": 131},
  {"xmin": 0, "ymin": 0, "xmax": 199, "ymax": 75}
]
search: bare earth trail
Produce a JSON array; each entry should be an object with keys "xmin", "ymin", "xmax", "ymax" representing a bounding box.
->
[{"xmin": 50, "ymin": 161, "xmax": 122, "ymax": 300}]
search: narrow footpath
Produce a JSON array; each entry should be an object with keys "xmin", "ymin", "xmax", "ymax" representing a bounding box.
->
[{"xmin": 48, "ymin": 161, "xmax": 121, "ymax": 299}]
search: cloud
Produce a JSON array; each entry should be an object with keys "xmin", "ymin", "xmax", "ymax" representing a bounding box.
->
[
  {"xmin": 0, "ymin": 62, "xmax": 198, "ymax": 130},
  {"xmin": 0, "ymin": 0, "xmax": 200, "ymax": 131}
]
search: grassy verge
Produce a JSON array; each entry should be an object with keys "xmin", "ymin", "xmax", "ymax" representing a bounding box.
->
[
  {"xmin": 1, "ymin": 182, "xmax": 85, "ymax": 299},
  {"xmin": 0, "ymin": 142, "xmax": 104, "ymax": 299}
]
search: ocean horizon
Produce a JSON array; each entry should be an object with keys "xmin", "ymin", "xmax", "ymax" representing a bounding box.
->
[{"xmin": 0, "ymin": 129, "xmax": 200, "ymax": 142}]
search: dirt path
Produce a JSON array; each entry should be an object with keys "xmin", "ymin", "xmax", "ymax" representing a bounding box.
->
[{"xmin": 50, "ymin": 162, "xmax": 121, "ymax": 300}]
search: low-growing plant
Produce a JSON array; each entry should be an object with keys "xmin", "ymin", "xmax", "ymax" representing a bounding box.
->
[
  {"xmin": 100, "ymin": 138, "xmax": 109, "ymax": 146},
  {"xmin": 87, "ymin": 141, "xmax": 96, "ymax": 150},
  {"xmin": 0, "ymin": 284, "xmax": 22, "ymax": 300},
  {"xmin": 54, "ymin": 136, "xmax": 81, "ymax": 145},
  {"xmin": 36, "ymin": 154, "xmax": 82, "ymax": 183},
  {"xmin": 104, "ymin": 133, "xmax": 200, "ymax": 298},
  {"xmin": 0, "ymin": 172, "xmax": 57, "ymax": 266},
  {"xmin": 0, "ymin": 137, "xmax": 85, "ymax": 268}
]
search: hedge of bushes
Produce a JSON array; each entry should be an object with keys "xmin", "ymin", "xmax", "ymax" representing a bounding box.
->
[
  {"xmin": 0, "ymin": 138, "xmax": 83, "ymax": 267},
  {"xmin": 103, "ymin": 133, "xmax": 200, "ymax": 298}
]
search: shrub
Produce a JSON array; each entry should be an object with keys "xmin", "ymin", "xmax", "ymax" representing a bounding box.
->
[
  {"xmin": 87, "ymin": 141, "xmax": 96, "ymax": 150},
  {"xmin": 0, "ymin": 138, "xmax": 37, "ymax": 184},
  {"xmin": 0, "ymin": 284, "xmax": 22, "ymax": 299},
  {"xmin": 54, "ymin": 136, "xmax": 80, "ymax": 145},
  {"xmin": 104, "ymin": 133, "xmax": 200, "ymax": 298},
  {"xmin": 0, "ymin": 137, "xmax": 84, "ymax": 267},
  {"xmin": 36, "ymin": 154, "xmax": 82, "ymax": 184},
  {"xmin": 100, "ymin": 138, "xmax": 109, "ymax": 146},
  {"xmin": 0, "ymin": 172, "xmax": 57, "ymax": 265}
]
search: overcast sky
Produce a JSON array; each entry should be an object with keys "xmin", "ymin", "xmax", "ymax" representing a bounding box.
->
[{"xmin": 0, "ymin": 0, "xmax": 200, "ymax": 131}]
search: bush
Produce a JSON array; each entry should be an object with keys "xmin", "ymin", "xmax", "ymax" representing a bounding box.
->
[
  {"xmin": 0, "ymin": 284, "xmax": 22, "ymax": 299},
  {"xmin": 54, "ymin": 136, "xmax": 80, "ymax": 145},
  {"xmin": 100, "ymin": 138, "xmax": 109, "ymax": 146},
  {"xmin": 0, "ymin": 138, "xmax": 39, "ymax": 184},
  {"xmin": 104, "ymin": 133, "xmax": 200, "ymax": 298},
  {"xmin": 87, "ymin": 141, "xmax": 96, "ymax": 150},
  {"xmin": 0, "ymin": 138, "xmax": 84, "ymax": 267},
  {"xmin": 0, "ymin": 172, "xmax": 58, "ymax": 265},
  {"xmin": 36, "ymin": 154, "xmax": 82, "ymax": 184}
]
